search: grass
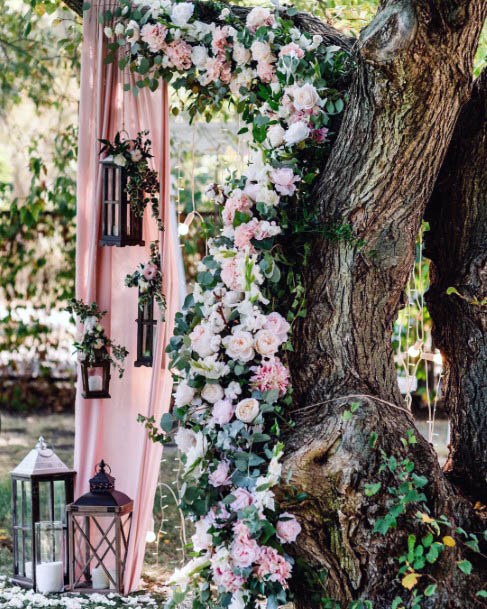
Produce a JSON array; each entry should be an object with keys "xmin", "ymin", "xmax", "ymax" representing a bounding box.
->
[{"xmin": 0, "ymin": 413, "xmax": 186, "ymax": 586}]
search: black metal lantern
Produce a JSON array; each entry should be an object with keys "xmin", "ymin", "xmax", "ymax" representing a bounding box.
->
[
  {"xmin": 10, "ymin": 437, "xmax": 75, "ymax": 590},
  {"xmin": 134, "ymin": 293, "xmax": 157, "ymax": 367},
  {"xmin": 67, "ymin": 461, "xmax": 133, "ymax": 594},
  {"xmin": 80, "ymin": 348, "xmax": 111, "ymax": 399},
  {"xmin": 99, "ymin": 156, "xmax": 145, "ymax": 247}
]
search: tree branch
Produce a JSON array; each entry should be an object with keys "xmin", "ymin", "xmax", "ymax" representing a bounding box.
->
[{"xmin": 424, "ymin": 68, "xmax": 487, "ymax": 502}]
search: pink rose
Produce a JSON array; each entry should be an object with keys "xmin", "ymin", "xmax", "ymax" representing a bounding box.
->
[
  {"xmin": 230, "ymin": 488, "xmax": 253, "ymax": 511},
  {"xmin": 263, "ymin": 312, "xmax": 290, "ymax": 343},
  {"xmin": 276, "ymin": 513, "xmax": 302, "ymax": 543},
  {"xmin": 140, "ymin": 23, "xmax": 167, "ymax": 52},
  {"xmin": 254, "ymin": 329, "xmax": 280, "ymax": 358},
  {"xmin": 279, "ymin": 43, "xmax": 304, "ymax": 59},
  {"xmin": 255, "ymin": 546, "xmax": 292, "ymax": 585},
  {"xmin": 142, "ymin": 262, "xmax": 158, "ymax": 281},
  {"xmin": 209, "ymin": 460, "xmax": 232, "ymax": 487},
  {"xmin": 221, "ymin": 257, "xmax": 245, "ymax": 292},
  {"xmin": 270, "ymin": 167, "xmax": 300, "ymax": 197},
  {"xmin": 250, "ymin": 358, "xmax": 290, "ymax": 397},
  {"xmin": 212, "ymin": 399, "xmax": 235, "ymax": 425},
  {"xmin": 165, "ymin": 39, "xmax": 192, "ymax": 70}
]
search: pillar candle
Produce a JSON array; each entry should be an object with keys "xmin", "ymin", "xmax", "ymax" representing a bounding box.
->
[{"xmin": 36, "ymin": 561, "xmax": 64, "ymax": 593}]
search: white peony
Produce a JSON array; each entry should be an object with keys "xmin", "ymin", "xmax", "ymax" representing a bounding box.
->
[
  {"xmin": 233, "ymin": 42, "xmax": 251, "ymax": 65},
  {"xmin": 192, "ymin": 517, "xmax": 212, "ymax": 552},
  {"xmin": 266, "ymin": 124, "xmax": 286, "ymax": 148},
  {"xmin": 251, "ymin": 40, "xmax": 273, "ymax": 63},
  {"xmin": 171, "ymin": 2, "xmax": 194, "ymax": 27},
  {"xmin": 174, "ymin": 380, "xmax": 195, "ymax": 407},
  {"xmin": 284, "ymin": 121, "xmax": 311, "ymax": 146},
  {"xmin": 222, "ymin": 330, "xmax": 255, "ymax": 363},
  {"xmin": 293, "ymin": 83, "xmax": 320, "ymax": 110},
  {"xmin": 235, "ymin": 398, "xmax": 260, "ymax": 423},
  {"xmin": 246, "ymin": 6, "xmax": 275, "ymax": 31},
  {"xmin": 201, "ymin": 383, "xmax": 224, "ymax": 404},
  {"xmin": 191, "ymin": 45, "xmax": 208, "ymax": 68}
]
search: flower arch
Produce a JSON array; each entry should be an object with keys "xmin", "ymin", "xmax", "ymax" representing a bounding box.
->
[{"xmin": 103, "ymin": 2, "xmax": 349, "ymax": 607}]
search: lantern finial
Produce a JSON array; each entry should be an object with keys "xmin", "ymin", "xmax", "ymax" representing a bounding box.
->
[
  {"xmin": 36, "ymin": 436, "xmax": 48, "ymax": 451},
  {"xmin": 89, "ymin": 460, "xmax": 115, "ymax": 493}
]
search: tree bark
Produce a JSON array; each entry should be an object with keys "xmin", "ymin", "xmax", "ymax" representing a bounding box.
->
[
  {"xmin": 424, "ymin": 69, "xmax": 487, "ymax": 503},
  {"xmin": 280, "ymin": 0, "xmax": 486, "ymax": 607}
]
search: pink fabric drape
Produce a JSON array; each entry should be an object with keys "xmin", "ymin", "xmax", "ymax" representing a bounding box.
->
[{"xmin": 74, "ymin": 1, "xmax": 179, "ymax": 592}]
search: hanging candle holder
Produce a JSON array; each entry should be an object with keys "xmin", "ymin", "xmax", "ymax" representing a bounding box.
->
[
  {"xmin": 125, "ymin": 241, "xmax": 166, "ymax": 368},
  {"xmin": 66, "ymin": 299, "xmax": 128, "ymax": 399},
  {"xmin": 98, "ymin": 131, "xmax": 162, "ymax": 248}
]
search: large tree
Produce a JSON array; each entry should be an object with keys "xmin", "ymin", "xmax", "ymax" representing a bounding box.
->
[{"xmin": 69, "ymin": 0, "xmax": 486, "ymax": 606}]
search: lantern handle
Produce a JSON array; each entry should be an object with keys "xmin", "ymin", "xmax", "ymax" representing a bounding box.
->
[
  {"xmin": 118, "ymin": 129, "xmax": 131, "ymax": 143},
  {"xmin": 95, "ymin": 460, "xmax": 112, "ymax": 474},
  {"xmin": 36, "ymin": 436, "xmax": 54, "ymax": 458}
]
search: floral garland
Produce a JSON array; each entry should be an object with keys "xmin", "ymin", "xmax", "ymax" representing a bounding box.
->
[
  {"xmin": 125, "ymin": 240, "xmax": 166, "ymax": 315},
  {"xmin": 99, "ymin": 130, "xmax": 163, "ymax": 229},
  {"xmin": 66, "ymin": 299, "xmax": 129, "ymax": 378},
  {"xmin": 103, "ymin": 2, "xmax": 348, "ymax": 608}
]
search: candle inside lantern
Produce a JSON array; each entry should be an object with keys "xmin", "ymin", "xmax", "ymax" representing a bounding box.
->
[
  {"xmin": 92, "ymin": 566, "xmax": 109, "ymax": 589},
  {"xmin": 88, "ymin": 375, "xmax": 103, "ymax": 392},
  {"xmin": 36, "ymin": 561, "xmax": 64, "ymax": 593},
  {"xmin": 25, "ymin": 561, "xmax": 33, "ymax": 579}
]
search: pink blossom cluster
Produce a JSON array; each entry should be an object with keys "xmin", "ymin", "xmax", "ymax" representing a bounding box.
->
[{"xmin": 250, "ymin": 357, "xmax": 290, "ymax": 397}]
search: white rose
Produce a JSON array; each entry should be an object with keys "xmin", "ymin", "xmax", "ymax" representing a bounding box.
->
[
  {"xmin": 254, "ymin": 329, "xmax": 280, "ymax": 357},
  {"xmin": 233, "ymin": 42, "xmax": 251, "ymax": 65},
  {"xmin": 235, "ymin": 398, "xmax": 260, "ymax": 423},
  {"xmin": 222, "ymin": 330, "xmax": 255, "ymax": 363},
  {"xmin": 266, "ymin": 124, "xmax": 286, "ymax": 148},
  {"xmin": 174, "ymin": 380, "xmax": 195, "ymax": 407},
  {"xmin": 251, "ymin": 40, "xmax": 273, "ymax": 63},
  {"xmin": 191, "ymin": 45, "xmax": 208, "ymax": 68},
  {"xmin": 113, "ymin": 153, "xmax": 127, "ymax": 167},
  {"xmin": 174, "ymin": 427, "xmax": 197, "ymax": 453},
  {"xmin": 104, "ymin": 27, "xmax": 113, "ymax": 38},
  {"xmin": 171, "ymin": 2, "xmax": 194, "ymax": 27},
  {"xmin": 284, "ymin": 121, "xmax": 310, "ymax": 146},
  {"xmin": 201, "ymin": 383, "xmax": 224, "ymax": 404},
  {"xmin": 126, "ymin": 20, "xmax": 140, "ymax": 43},
  {"xmin": 293, "ymin": 83, "xmax": 320, "ymax": 110}
]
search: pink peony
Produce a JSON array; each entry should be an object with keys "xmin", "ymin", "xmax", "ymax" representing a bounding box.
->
[
  {"xmin": 202, "ymin": 57, "xmax": 232, "ymax": 85},
  {"xmin": 222, "ymin": 192, "xmax": 254, "ymax": 225},
  {"xmin": 263, "ymin": 312, "xmax": 290, "ymax": 343},
  {"xmin": 221, "ymin": 257, "xmax": 243, "ymax": 291},
  {"xmin": 234, "ymin": 219, "xmax": 258, "ymax": 251},
  {"xmin": 246, "ymin": 6, "xmax": 275, "ymax": 32},
  {"xmin": 212, "ymin": 566, "xmax": 245, "ymax": 593},
  {"xmin": 142, "ymin": 262, "xmax": 158, "ymax": 281},
  {"xmin": 276, "ymin": 513, "xmax": 302, "ymax": 543},
  {"xmin": 250, "ymin": 358, "xmax": 290, "ymax": 397},
  {"xmin": 257, "ymin": 61, "xmax": 275, "ymax": 83},
  {"xmin": 140, "ymin": 23, "xmax": 167, "ymax": 52},
  {"xmin": 165, "ymin": 39, "xmax": 192, "ymax": 70},
  {"xmin": 255, "ymin": 546, "xmax": 292, "ymax": 585},
  {"xmin": 209, "ymin": 460, "xmax": 232, "ymax": 487},
  {"xmin": 279, "ymin": 42, "xmax": 305, "ymax": 59},
  {"xmin": 212, "ymin": 25, "xmax": 232, "ymax": 56},
  {"xmin": 212, "ymin": 399, "xmax": 235, "ymax": 425},
  {"xmin": 231, "ymin": 523, "xmax": 260, "ymax": 568},
  {"xmin": 270, "ymin": 167, "xmax": 300, "ymax": 197},
  {"xmin": 230, "ymin": 488, "xmax": 253, "ymax": 511}
]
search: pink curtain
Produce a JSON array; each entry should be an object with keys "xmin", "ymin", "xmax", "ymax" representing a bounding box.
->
[{"xmin": 74, "ymin": 0, "xmax": 179, "ymax": 592}]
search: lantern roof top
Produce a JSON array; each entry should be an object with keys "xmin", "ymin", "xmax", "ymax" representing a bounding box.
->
[
  {"xmin": 69, "ymin": 460, "xmax": 132, "ymax": 510},
  {"xmin": 11, "ymin": 437, "xmax": 74, "ymax": 477}
]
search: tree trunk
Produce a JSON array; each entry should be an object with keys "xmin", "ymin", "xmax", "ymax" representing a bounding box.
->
[
  {"xmin": 424, "ymin": 69, "xmax": 487, "ymax": 503},
  {"xmin": 280, "ymin": 1, "xmax": 486, "ymax": 607}
]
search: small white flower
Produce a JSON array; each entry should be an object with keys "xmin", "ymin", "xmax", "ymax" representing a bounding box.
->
[
  {"xmin": 114, "ymin": 22, "xmax": 125, "ymax": 36},
  {"xmin": 219, "ymin": 7, "xmax": 231, "ymax": 19},
  {"xmin": 171, "ymin": 2, "xmax": 194, "ymax": 27},
  {"xmin": 113, "ymin": 153, "xmax": 127, "ymax": 167},
  {"xmin": 104, "ymin": 27, "xmax": 114, "ymax": 38}
]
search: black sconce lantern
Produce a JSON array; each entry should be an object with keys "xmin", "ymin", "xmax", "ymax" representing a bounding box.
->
[
  {"xmin": 67, "ymin": 461, "xmax": 133, "ymax": 594},
  {"xmin": 134, "ymin": 293, "xmax": 157, "ymax": 367},
  {"xmin": 99, "ymin": 156, "xmax": 144, "ymax": 247},
  {"xmin": 11, "ymin": 437, "xmax": 75, "ymax": 590},
  {"xmin": 80, "ymin": 348, "xmax": 111, "ymax": 399}
]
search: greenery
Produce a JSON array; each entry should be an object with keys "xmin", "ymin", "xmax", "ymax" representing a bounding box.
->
[{"xmin": 125, "ymin": 241, "xmax": 166, "ymax": 315}]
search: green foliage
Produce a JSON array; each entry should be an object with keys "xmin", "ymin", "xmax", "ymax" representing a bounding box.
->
[{"xmin": 0, "ymin": 125, "xmax": 77, "ymax": 356}]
